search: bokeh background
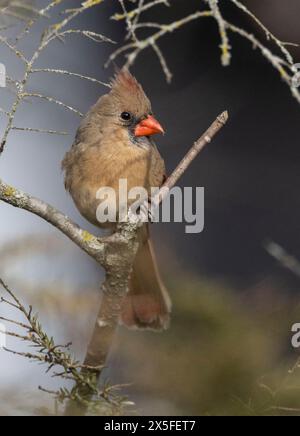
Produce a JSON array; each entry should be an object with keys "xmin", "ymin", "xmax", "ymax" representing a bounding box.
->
[{"xmin": 0, "ymin": 0, "xmax": 300, "ymax": 416}]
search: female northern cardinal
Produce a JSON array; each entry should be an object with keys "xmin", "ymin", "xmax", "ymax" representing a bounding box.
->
[{"xmin": 62, "ymin": 69, "xmax": 171, "ymax": 330}]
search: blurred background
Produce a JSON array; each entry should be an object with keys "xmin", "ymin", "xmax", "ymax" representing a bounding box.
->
[{"xmin": 0, "ymin": 0, "xmax": 300, "ymax": 416}]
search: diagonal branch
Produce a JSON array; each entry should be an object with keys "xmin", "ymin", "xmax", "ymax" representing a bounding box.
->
[
  {"xmin": 229, "ymin": 0, "xmax": 294, "ymax": 66},
  {"xmin": 264, "ymin": 241, "xmax": 300, "ymax": 279},
  {"xmin": 30, "ymin": 68, "xmax": 111, "ymax": 88},
  {"xmin": 160, "ymin": 111, "xmax": 228, "ymax": 196},
  {"xmin": 22, "ymin": 93, "xmax": 84, "ymax": 117}
]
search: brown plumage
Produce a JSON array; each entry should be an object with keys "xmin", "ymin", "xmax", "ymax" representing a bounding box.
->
[{"xmin": 62, "ymin": 69, "xmax": 171, "ymax": 330}]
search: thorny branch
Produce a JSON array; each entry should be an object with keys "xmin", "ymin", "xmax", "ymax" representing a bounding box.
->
[{"xmin": 0, "ymin": 278, "xmax": 130, "ymax": 415}]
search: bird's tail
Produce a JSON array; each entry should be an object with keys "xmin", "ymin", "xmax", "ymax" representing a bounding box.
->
[{"xmin": 121, "ymin": 226, "xmax": 171, "ymax": 331}]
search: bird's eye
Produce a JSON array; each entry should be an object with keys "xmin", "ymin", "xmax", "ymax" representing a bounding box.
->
[{"xmin": 120, "ymin": 112, "xmax": 132, "ymax": 122}]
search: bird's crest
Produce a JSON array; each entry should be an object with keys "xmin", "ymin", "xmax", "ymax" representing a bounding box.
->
[
  {"xmin": 110, "ymin": 68, "xmax": 151, "ymax": 116},
  {"xmin": 111, "ymin": 68, "xmax": 142, "ymax": 93}
]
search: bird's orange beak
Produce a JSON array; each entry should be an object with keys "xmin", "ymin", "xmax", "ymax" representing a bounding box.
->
[{"xmin": 134, "ymin": 115, "xmax": 165, "ymax": 137}]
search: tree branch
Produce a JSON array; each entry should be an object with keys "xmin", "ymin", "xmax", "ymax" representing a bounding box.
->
[
  {"xmin": 160, "ymin": 111, "xmax": 228, "ymax": 197},
  {"xmin": 0, "ymin": 181, "xmax": 107, "ymax": 263},
  {"xmin": 109, "ymin": 0, "xmax": 300, "ymax": 103}
]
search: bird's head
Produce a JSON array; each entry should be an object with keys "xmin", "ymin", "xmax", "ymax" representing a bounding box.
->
[{"xmin": 99, "ymin": 69, "xmax": 164, "ymax": 141}]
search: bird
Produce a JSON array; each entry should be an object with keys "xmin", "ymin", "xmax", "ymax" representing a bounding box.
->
[{"xmin": 62, "ymin": 69, "xmax": 171, "ymax": 330}]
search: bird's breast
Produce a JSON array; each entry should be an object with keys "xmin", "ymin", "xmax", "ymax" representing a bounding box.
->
[{"xmin": 65, "ymin": 135, "xmax": 165, "ymax": 227}]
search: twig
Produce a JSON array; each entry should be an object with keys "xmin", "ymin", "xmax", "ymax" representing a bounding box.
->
[
  {"xmin": 118, "ymin": 0, "xmax": 137, "ymax": 41},
  {"xmin": 158, "ymin": 111, "xmax": 228, "ymax": 198},
  {"xmin": 264, "ymin": 241, "xmax": 300, "ymax": 278},
  {"xmin": 151, "ymin": 41, "xmax": 172, "ymax": 83},
  {"xmin": 207, "ymin": 0, "xmax": 232, "ymax": 66},
  {"xmin": 11, "ymin": 126, "xmax": 69, "ymax": 135},
  {"xmin": 229, "ymin": 0, "xmax": 294, "ymax": 66},
  {"xmin": 30, "ymin": 68, "xmax": 111, "ymax": 88},
  {"xmin": 21, "ymin": 93, "xmax": 84, "ymax": 117},
  {"xmin": 225, "ymin": 22, "xmax": 300, "ymax": 104},
  {"xmin": 111, "ymin": 0, "xmax": 169, "ymax": 21},
  {"xmin": 0, "ymin": 0, "xmax": 114, "ymax": 156},
  {"xmin": 110, "ymin": 0, "xmax": 300, "ymax": 103},
  {"xmin": 105, "ymin": 10, "xmax": 213, "ymax": 69}
]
